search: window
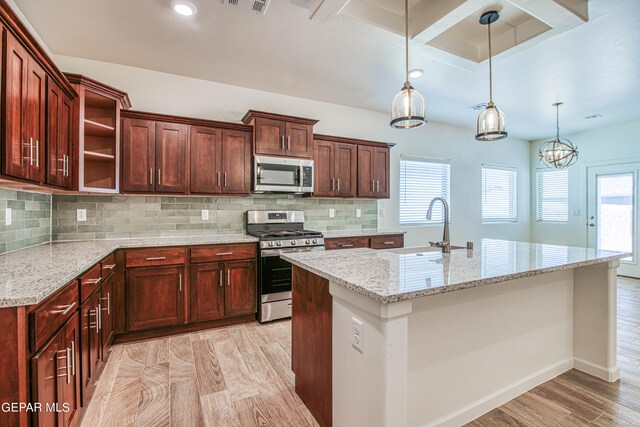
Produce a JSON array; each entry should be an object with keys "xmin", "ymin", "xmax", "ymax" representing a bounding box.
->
[
  {"xmin": 481, "ymin": 165, "xmax": 518, "ymax": 223},
  {"xmin": 536, "ymin": 169, "xmax": 569, "ymax": 222},
  {"xmin": 399, "ymin": 156, "xmax": 450, "ymax": 225}
]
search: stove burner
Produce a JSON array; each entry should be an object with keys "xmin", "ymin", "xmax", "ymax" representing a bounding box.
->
[{"xmin": 248, "ymin": 229, "xmax": 323, "ymax": 239}]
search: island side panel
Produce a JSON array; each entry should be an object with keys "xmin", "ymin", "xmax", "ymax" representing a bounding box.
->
[
  {"xmin": 573, "ymin": 259, "xmax": 620, "ymax": 381},
  {"xmin": 0, "ymin": 306, "xmax": 30, "ymax": 427},
  {"xmin": 291, "ymin": 266, "xmax": 332, "ymax": 427}
]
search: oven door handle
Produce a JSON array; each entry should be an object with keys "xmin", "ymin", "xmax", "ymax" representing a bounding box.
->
[{"xmin": 261, "ymin": 247, "xmax": 325, "ymax": 257}]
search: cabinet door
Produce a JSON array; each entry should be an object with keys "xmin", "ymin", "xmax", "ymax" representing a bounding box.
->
[
  {"xmin": 334, "ymin": 142, "xmax": 357, "ymax": 197},
  {"xmin": 313, "ymin": 140, "xmax": 335, "ymax": 197},
  {"xmin": 26, "ymin": 57, "xmax": 46, "ymax": 182},
  {"xmin": 357, "ymin": 145, "xmax": 375, "ymax": 198},
  {"xmin": 126, "ymin": 266, "xmax": 185, "ymax": 331},
  {"xmin": 59, "ymin": 94, "xmax": 73, "ymax": 189},
  {"xmin": 189, "ymin": 126, "xmax": 221, "ymax": 194},
  {"xmin": 155, "ymin": 122, "xmax": 187, "ymax": 193},
  {"xmin": 121, "ymin": 118, "xmax": 155, "ymax": 192},
  {"xmin": 81, "ymin": 289, "xmax": 101, "ymax": 406},
  {"xmin": 58, "ymin": 314, "xmax": 80, "ymax": 427},
  {"xmin": 31, "ymin": 329, "xmax": 62, "ymax": 427},
  {"xmin": 373, "ymin": 147, "xmax": 390, "ymax": 198},
  {"xmin": 254, "ymin": 118, "xmax": 285, "ymax": 156},
  {"xmin": 221, "ymin": 129, "xmax": 251, "ymax": 194},
  {"xmin": 46, "ymin": 80, "xmax": 61, "ymax": 186},
  {"xmin": 285, "ymin": 122, "xmax": 313, "ymax": 158},
  {"xmin": 224, "ymin": 260, "xmax": 256, "ymax": 317},
  {"xmin": 101, "ymin": 275, "xmax": 115, "ymax": 358},
  {"xmin": 3, "ymin": 32, "xmax": 29, "ymax": 180},
  {"xmin": 190, "ymin": 262, "xmax": 225, "ymax": 322}
]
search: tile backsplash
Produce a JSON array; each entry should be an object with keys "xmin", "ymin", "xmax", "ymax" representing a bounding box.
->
[
  {"xmin": 52, "ymin": 194, "xmax": 377, "ymax": 241},
  {"xmin": 0, "ymin": 189, "xmax": 52, "ymax": 254}
]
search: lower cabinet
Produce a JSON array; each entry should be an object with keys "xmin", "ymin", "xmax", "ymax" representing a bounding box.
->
[
  {"xmin": 190, "ymin": 260, "xmax": 257, "ymax": 322},
  {"xmin": 325, "ymin": 234, "xmax": 404, "ymax": 251},
  {"xmin": 31, "ymin": 313, "xmax": 80, "ymax": 427},
  {"xmin": 125, "ymin": 266, "xmax": 185, "ymax": 331},
  {"xmin": 81, "ymin": 289, "xmax": 102, "ymax": 406}
]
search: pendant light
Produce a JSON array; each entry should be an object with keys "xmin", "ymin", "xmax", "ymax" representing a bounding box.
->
[
  {"xmin": 539, "ymin": 102, "xmax": 578, "ymax": 169},
  {"xmin": 475, "ymin": 11, "xmax": 507, "ymax": 141},
  {"xmin": 390, "ymin": 0, "xmax": 426, "ymax": 129}
]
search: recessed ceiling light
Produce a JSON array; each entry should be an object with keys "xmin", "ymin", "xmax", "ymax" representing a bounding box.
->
[
  {"xmin": 408, "ymin": 68, "xmax": 423, "ymax": 78},
  {"xmin": 173, "ymin": 1, "xmax": 197, "ymax": 16}
]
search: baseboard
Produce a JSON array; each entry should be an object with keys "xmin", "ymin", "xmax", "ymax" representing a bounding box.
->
[
  {"xmin": 574, "ymin": 357, "xmax": 621, "ymax": 382},
  {"xmin": 424, "ymin": 358, "xmax": 574, "ymax": 427}
]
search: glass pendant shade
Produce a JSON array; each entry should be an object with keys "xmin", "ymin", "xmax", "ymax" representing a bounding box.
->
[
  {"xmin": 476, "ymin": 102, "xmax": 507, "ymax": 141},
  {"xmin": 391, "ymin": 83, "xmax": 426, "ymax": 129}
]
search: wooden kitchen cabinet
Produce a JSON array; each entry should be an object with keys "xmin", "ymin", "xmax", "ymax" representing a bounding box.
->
[
  {"xmin": 357, "ymin": 145, "xmax": 390, "ymax": 198},
  {"xmin": 31, "ymin": 313, "xmax": 80, "ymax": 427},
  {"xmin": 189, "ymin": 126, "xmax": 251, "ymax": 195},
  {"xmin": 121, "ymin": 118, "xmax": 156, "ymax": 192},
  {"xmin": 242, "ymin": 110, "xmax": 318, "ymax": 159},
  {"xmin": 190, "ymin": 262, "xmax": 225, "ymax": 322},
  {"xmin": 313, "ymin": 137, "xmax": 357, "ymax": 197},
  {"xmin": 3, "ymin": 30, "xmax": 45, "ymax": 182},
  {"xmin": 80, "ymin": 288, "xmax": 102, "ymax": 406},
  {"xmin": 125, "ymin": 266, "xmax": 185, "ymax": 331},
  {"xmin": 46, "ymin": 79, "xmax": 73, "ymax": 188},
  {"xmin": 155, "ymin": 121, "xmax": 188, "ymax": 193},
  {"xmin": 325, "ymin": 234, "xmax": 404, "ymax": 250},
  {"xmin": 224, "ymin": 260, "xmax": 257, "ymax": 317}
]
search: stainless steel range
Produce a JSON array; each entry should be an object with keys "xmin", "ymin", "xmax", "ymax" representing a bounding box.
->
[{"xmin": 246, "ymin": 210, "xmax": 325, "ymax": 322}]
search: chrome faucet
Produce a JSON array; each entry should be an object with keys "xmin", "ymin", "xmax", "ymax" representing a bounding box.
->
[{"xmin": 426, "ymin": 197, "xmax": 450, "ymax": 253}]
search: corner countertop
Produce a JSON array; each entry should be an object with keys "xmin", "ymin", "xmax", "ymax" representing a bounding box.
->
[
  {"xmin": 0, "ymin": 235, "xmax": 258, "ymax": 308},
  {"xmin": 281, "ymin": 239, "xmax": 629, "ymax": 304},
  {"xmin": 322, "ymin": 229, "xmax": 406, "ymax": 239}
]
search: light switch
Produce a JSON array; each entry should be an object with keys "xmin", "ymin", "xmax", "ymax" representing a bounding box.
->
[
  {"xmin": 572, "ymin": 209, "xmax": 581, "ymax": 216},
  {"xmin": 356, "ymin": 209, "xmax": 362, "ymax": 218},
  {"xmin": 329, "ymin": 208, "xmax": 335, "ymax": 218},
  {"xmin": 5, "ymin": 208, "xmax": 11, "ymax": 225},
  {"xmin": 201, "ymin": 209, "xmax": 209, "ymax": 220},
  {"xmin": 77, "ymin": 209, "xmax": 87, "ymax": 222}
]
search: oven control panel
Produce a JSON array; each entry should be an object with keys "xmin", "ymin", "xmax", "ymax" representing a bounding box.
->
[{"xmin": 260, "ymin": 238, "xmax": 324, "ymax": 249}]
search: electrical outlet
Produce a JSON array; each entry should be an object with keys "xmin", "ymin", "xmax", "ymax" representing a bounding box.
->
[
  {"xmin": 356, "ymin": 209, "xmax": 362, "ymax": 218},
  {"xmin": 329, "ymin": 208, "xmax": 335, "ymax": 218},
  {"xmin": 201, "ymin": 209, "xmax": 209, "ymax": 220},
  {"xmin": 77, "ymin": 209, "xmax": 87, "ymax": 222},
  {"xmin": 572, "ymin": 209, "xmax": 581, "ymax": 216},
  {"xmin": 5, "ymin": 208, "xmax": 11, "ymax": 225},
  {"xmin": 378, "ymin": 207, "xmax": 384, "ymax": 217},
  {"xmin": 352, "ymin": 317, "xmax": 364, "ymax": 352}
]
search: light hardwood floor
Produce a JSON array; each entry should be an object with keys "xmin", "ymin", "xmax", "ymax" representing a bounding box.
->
[{"xmin": 83, "ymin": 278, "xmax": 640, "ymax": 427}]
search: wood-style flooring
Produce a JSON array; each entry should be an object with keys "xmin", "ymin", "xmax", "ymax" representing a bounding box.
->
[{"xmin": 82, "ymin": 278, "xmax": 640, "ymax": 427}]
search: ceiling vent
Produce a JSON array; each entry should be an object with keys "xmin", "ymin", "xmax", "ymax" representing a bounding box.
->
[
  {"xmin": 223, "ymin": 0, "xmax": 269, "ymax": 15},
  {"xmin": 469, "ymin": 102, "xmax": 488, "ymax": 111}
]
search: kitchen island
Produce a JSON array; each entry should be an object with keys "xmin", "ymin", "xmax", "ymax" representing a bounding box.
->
[{"xmin": 282, "ymin": 239, "xmax": 628, "ymax": 427}]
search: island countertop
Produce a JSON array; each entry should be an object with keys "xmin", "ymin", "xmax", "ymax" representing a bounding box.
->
[
  {"xmin": 281, "ymin": 239, "xmax": 629, "ymax": 304},
  {"xmin": 0, "ymin": 234, "xmax": 258, "ymax": 308}
]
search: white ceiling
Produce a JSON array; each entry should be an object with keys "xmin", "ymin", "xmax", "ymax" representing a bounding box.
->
[{"xmin": 12, "ymin": 0, "xmax": 640, "ymax": 140}]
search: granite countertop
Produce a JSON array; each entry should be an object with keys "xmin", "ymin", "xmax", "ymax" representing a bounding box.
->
[
  {"xmin": 281, "ymin": 239, "xmax": 629, "ymax": 304},
  {"xmin": 322, "ymin": 229, "xmax": 406, "ymax": 239},
  {"xmin": 0, "ymin": 235, "xmax": 258, "ymax": 308}
]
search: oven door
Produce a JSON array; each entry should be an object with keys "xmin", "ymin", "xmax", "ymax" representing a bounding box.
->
[{"xmin": 259, "ymin": 246, "xmax": 325, "ymax": 302}]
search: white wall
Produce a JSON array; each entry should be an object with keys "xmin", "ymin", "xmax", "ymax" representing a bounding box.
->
[
  {"xmin": 530, "ymin": 120, "xmax": 640, "ymax": 247},
  {"xmin": 55, "ymin": 55, "xmax": 531, "ymax": 247}
]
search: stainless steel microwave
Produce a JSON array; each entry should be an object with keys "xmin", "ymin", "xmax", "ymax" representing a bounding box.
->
[{"xmin": 254, "ymin": 156, "xmax": 314, "ymax": 193}]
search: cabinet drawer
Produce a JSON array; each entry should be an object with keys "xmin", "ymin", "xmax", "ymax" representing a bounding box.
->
[
  {"xmin": 324, "ymin": 237, "xmax": 370, "ymax": 250},
  {"xmin": 101, "ymin": 252, "xmax": 117, "ymax": 279},
  {"xmin": 30, "ymin": 281, "xmax": 79, "ymax": 351},
  {"xmin": 80, "ymin": 264, "xmax": 102, "ymax": 302},
  {"xmin": 190, "ymin": 243, "xmax": 257, "ymax": 263},
  {"xmin": 369, "ymin": 235, "xmax": 404, "ymax": 249},
  {"xmin": 125, "ymin": 247, "xmax": 186, "ymax": 268}
]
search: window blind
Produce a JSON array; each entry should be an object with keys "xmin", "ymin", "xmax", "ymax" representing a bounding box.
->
[
  {"xmin": 399, "ymin": 157, "xmax": 450, "ymax": 225},
  {"xmin": 536, "ymin": 169, "xmax": 569, "ymax": 222},
  {"xmin": 481, "ymin": 165, "xmax": 518, "ymax": 223}
]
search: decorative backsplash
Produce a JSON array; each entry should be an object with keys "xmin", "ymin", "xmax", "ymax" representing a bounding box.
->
[
  {"xmin": 52, "ymin": 194, "xmax": 378, "ymax": 241},
  {"xmin": 0, "ymin": 189, "xmax": 52, "ymax": 254}
]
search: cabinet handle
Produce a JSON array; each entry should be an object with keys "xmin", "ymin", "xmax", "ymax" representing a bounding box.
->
[
  {"xmin": 55, "ymin": 301, "xmax": 77, "ymax": 315},
  {"xmin": 104, "ymin": 264, "xmax": 116, "ymax": 270},
  {"xmin": 337, "ymin": 178, "xmax": 340, "ymax": 191},
  {"xmin": 371, "ymin": 179, "xmax": 375, "ymax": 192},
  {"xmin": 29, "ymin": 138, "xmax": 34, "ymax": 166},
  {"xmin": 383, "ymin": 241, "xmax": 395, "ymax": 245},
  {"xmin": 66, "ymin": 155, "xmax": 69, "ymax": 177},
  {"xmin": 224, "ymin": 172, "xmax": 228, "ymax": 187},
  {"xmin": 341, "ymin": 244, "xmax": 354, "ymax": 248},
  {"xmin": 331, "ymin": 178, "xmax": 335, "ymax": 191},
  {"xmin": 85, "ymin": 277, "xmax": 102, "ymax": 285},
  {"xmin": 102, "ymin": 292, "xmax": 111, "ymax": 315},
  {"xmin": 150, "ymin": 168, "xmax": 153, "ymax": 185},
  {"xmin": 35, "ymin": 140, "xmax": 39, "ymax": 168},
  {"xmin": 281, "ymin": 135, "xmax": 285, "ymax": 150},
  {"xmin": 287, "ymin": 136, "xmax": 291, "ymax": 150},
  {"xmin": 145, "ymin": 256, "xmax": 166, "ymax": 261},
  {"xmin": 57, "ymin": 349, "xmax": 71, "ymax": 384},
  {"xmin": 179, "ymin": 273, "xmax": 182, "ymax": 291},
  {"xmin": 375, "ymin": 180, "xmax": 380, "ymax": 192},
  {"xmin": 97, "ymin": 303, "xmax": 102, "ymax": 332},
  {"xmin": 219, "ymin": 269, "xmax": 223, "ymax": 287},
  {"xmin": 227, "ymin": 270, "xmax": 231, "ymax": 287},
  {"xmin": 71, "ymin": 340, "xmax": 76, "ymax": 376},
  {"xmin": 158, "ymin": 169, "xmax": 161, "ymax": 185},
  {"xmin": 217, "ymin": 172, "xmax": 221, "ymax": 187},
  {"xmin": 216, "ymin": 252, "xmax": 233, "ymax": 256}
]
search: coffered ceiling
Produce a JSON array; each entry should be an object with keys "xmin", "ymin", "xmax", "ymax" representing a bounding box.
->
[{"xmin": 11, "ymin": 0, "xmax": 640, "ymax": 140}]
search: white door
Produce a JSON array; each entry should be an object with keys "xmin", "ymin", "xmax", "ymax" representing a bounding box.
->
[{"xmin": 587, "ymin": 163, "xmax": 640, "ymax": 278}]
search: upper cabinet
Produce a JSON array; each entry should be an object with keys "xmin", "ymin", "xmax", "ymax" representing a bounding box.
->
[
  {"xmin": 65, "ymin": 74, "xmax": 131, "ymax": 193},
  {"xmin": 46, "ymin": 79, "xmax": 73, "ymax": 188},
  {"xmin": 121, "ymin": 111, "xmax": 253, "ymax": 195},
  {"xmin": 357, "ymin": 145, "xmax": 390, "ymax": 199},
  {"xmin": 242, "ymin": 110, "xmax": 317, "ymax": 159}
]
